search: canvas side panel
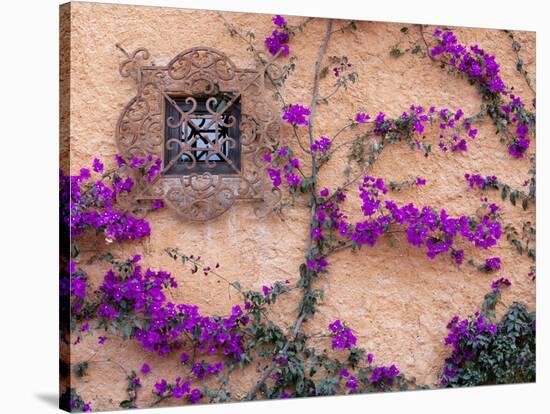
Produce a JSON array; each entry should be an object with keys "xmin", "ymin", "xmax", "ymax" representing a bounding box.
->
[{"xmin": 59, "ymin": 2, "xmax": 72, "ymax": 412}]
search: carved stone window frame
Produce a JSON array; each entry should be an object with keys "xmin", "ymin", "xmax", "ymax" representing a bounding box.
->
[{"xmin": 115, "ymin": 46, "xmax": 283, "ymax": 221}]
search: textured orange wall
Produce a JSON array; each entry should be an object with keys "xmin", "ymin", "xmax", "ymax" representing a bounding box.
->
[{"xmin": 62, "ymin": 2, "xmax": 536, "ymax": 410}]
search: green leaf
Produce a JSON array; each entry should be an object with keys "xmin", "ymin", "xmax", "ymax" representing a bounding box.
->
[
  {"xmin": 123, "ymin": 323, "xmax": 133, "ymax": 338},
  {"xmin": 501, "ymin": 185, "xmax": 510, "ymax": 200}
]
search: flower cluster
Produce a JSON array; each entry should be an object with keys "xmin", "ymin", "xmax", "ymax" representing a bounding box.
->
[
  {"xmin": 153, "ymin": 377, "xmax": 202, "ymax": 404},
  {"xmin": 263, "ymin": 147, "xmax": 302, "ymax": 190},
  {"xmin": 307, "ymin": 189, "xmax": 347, "ymax": 270},
  {"xmin": 369, "ymin": 365, "xmax": 400, "ymax": 385},
  {"xmin": 359, "ymin": 176, "xmax": 387, "ymax": 216},
  {"xmin": 339, "ymin": 369, "xmax": 358, "ymax": 391},
  {"xmin": 431, "ymin": 29, "xmax": 534, "ymax": 158},
  {"xmin": 61, "ymin": 155, "xmax": 163, "ymax": 243},
  {"xmin": 438, "ymin": 274, "xmax": 529, "ymax": 387},
  {"xmin": 97, "ymin": 256, "xmax": 247, "ymax": 360},
  {"xmin": 441, "ymin": 312, "xmax": 497, "ymax": 385},
  {"xmin": 464, "ymin": 173, "xmax": 498, "ymax": 190},
  {"xmin": 328, "ymin": 320, "xmax": 357, "ymax": 350},
  {"xmin": 355, "ymin": 112, "xmax": 371, "ymax": 124},
  {"xmin": 310, "ymin": 136, "xmax": 332, "ymax": 155},
  {"xmin": 282, "ymin": 104, "xmax": 311, "ymax": 126},
  {"xmin": 484, "ymin": 257, "xmax": 501, "ymax": 272},
  {"xmin": 264, "ymin": 15, "xmax": 290, "ymax": 56},
  {"xmin": 431, "ymin": 29, "xmax": 505, "ymax": 93},
  {"xmin": 191, "ymin": 361, "xmax": 224, "ymax": 379},
  {"xmin": 305, "ymin": 176, "xmax": 502, "ymax": 275},
  {"xmin": 367, "ymin": 104, "xmax": 480, "ymax": 155},
  {"xmin": 356, "ymin": 177, "xmax": 501, "ymax": 260},
  {"xmin": 306, "ymin": 256, "xmax": 329, "ymax": 272},
  {"xmin": 491, "ymin": 277, "xmax": 511, "ymax": 293},
  {"xmin": 70, "ymin": 398, "xmax": 92, "ymax": 412},
  {"xmin": 66, "ymin": 261, "xmax": 89, "ymax": 315}
]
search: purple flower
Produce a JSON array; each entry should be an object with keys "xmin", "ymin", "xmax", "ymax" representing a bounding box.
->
[
  {"xmin": 451, "ymin": 139, "xmax": 468, "ymax": 152},
  {"xmin": 130, "ymin": 156, "xmax": 145, "ymax": 169},
  {"xmin": 92, "ymin": 158, "xmax": 104, "ymax": 173},
  {"xmin": 79, "ymin": 168, "xmax": 91, "ymax": 180},
  {"xmin": 154, "ymin": 379, "xmax": 167, "ymax": 395},
  {"xmin": 355, "ymin": 112, "xmax": 371, "ymax": 123},
  {"xmin": 71, "ymin": 278, "xmax": 87, "ymax": 299},
  {"xmin": 152, "ymin": 199, "xmax": 164, "ymax": 210},
  {"xmin": 367, "ymin": 353, "xmax": 374, "ymax": 364},
  {"xmin": 98, "ymin": 336, "xmax": 107, "ymax": 345},
  {"xmin": 284, "ymin": 172, "xmax": 301, "ymax": 188},
  {"xmin": 307, "ymin": 256, "xmax": 328, "ymax": 272},
  {"xmin": 262, "ymin": 285, "xmax": 271, "ymax": 296},
  {"xmin": 115, "ymin": 154, "xmax": 126, "ymax": 167},
  {"xmin": 311, "ymin": 227, "xmax": 323, "ymax": 240},
  {"xmin": 282, "ymin": 104, "xmax": 311, "ymax": 126},
  {"xmin": 328, "ymin": 320, "xmax": 343, "ymax": 332},
  {"xmin": 140, "ymin": 363, "xmax": 151, "ymax": 374},
  {"xmin": 263, "ymin": 152, "xmax": 272, "ymax": 163},
  {"xmin": 416, "ymin": 177, "xmax": 426, "ymax": 186},
  {"xmin": 290, "ymin": 158, "xmax": 300, "ymax": 169},
  {"xmin": 332, "ymin": 328, "xmax": 357, "ymax": 350},
  {"xmin": 346, "ymin": 375, "xmax": 358, "ymax": 390},
  {"xmin": 272, "ymin": 15, "xmax": 287, "ymax": 28},
  {"xmin": 328, "ymin": 320, "xmax": 357, "ymax": 350},
  {"xmin": 464, "ymin": 173, "xmax": 492, "ymax": 190},
  {"xmin": 310, "ymin": 136, "xmax": 332, "ymax": 154},
  {"xmin": 491, "ymin": 277, "xmax": 511, "ymax": 292},
  {"xmin": 146, "ymin": 157, "xmax": 162, "ymax": 182},
  {"xmin": 231, "ymin": 305, "xmax": 243, "ymax": 318},
  {"xmin": 320, "ymin": 188, "xmax": 329, "ymax": 197},
  {"xmin": 171, "ymin": 378, "xmax": 190, "ymax": 398},
  {"xmin": 516, "ymin": 123, "xmax": 529, "ymax": 138},
  {"xmin": 180, "ymin": 352, "xmax": 189, "ymax": 364},
  {"xmin": 484, "ymin": 257, "xmax": 501, "ymax": 271},
  {"xmin": 453, "ymin": 249, "xmax": 464, "ymax": 265},
  {"xmin": 265, "ymin": 30, "xmax": 290, "ymax": 56},
  {"xmin": 508, "ymin": 138, "xmax": 530, "ymax": 158},
  {"xmin": 98, "ymin": 304, "xmax": 119, "ymax": 319},
  {"xmin": 370, "ymin": 364, "xmax": 400, "ymax": 384},
  {"xmin": 267, "ymin": 168, "xmax": 282, "ymax": 188},
  {"xmin": 187, "ymin": 389, "xmax": 202, "ymax": 404}
]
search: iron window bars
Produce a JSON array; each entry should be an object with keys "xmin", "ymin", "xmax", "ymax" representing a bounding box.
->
[{"xmin": 163, "ymin": 94, "xmax": 242, "ymax": 175}]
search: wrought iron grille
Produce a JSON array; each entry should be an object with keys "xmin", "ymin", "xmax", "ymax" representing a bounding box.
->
[
  {"xmin": 164, "ymin": 95, "xmax": 242, "ymax": 175},
  {"xmin": 115, "ymin": 46, "xmax": 284, "ymax": 221}
]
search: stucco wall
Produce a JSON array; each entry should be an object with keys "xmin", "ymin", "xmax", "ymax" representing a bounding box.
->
[{"xmin": 61, "ymin": 2, "xmax": 536, "ymax": 410}]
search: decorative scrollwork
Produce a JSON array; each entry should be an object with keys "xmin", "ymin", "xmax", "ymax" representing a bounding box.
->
[{"xmin": 115, "ymin": 46, "xmax": 281, "ymax": 221}]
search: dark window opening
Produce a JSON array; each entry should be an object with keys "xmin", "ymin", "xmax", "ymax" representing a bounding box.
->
[{"xmin": 164, "ymin": 95, "xmax": 241, "ymax": 175}]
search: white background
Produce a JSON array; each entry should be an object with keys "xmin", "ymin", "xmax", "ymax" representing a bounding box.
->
[{"xmin": 0, "ymin": 0, "xmax": 547, "ymax": 412}]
